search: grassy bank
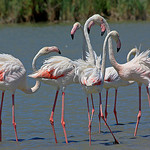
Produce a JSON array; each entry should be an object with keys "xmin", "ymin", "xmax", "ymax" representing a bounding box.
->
[{"xmin": 0, "ymin": 0, "xmax": 150, "ymax": 24}]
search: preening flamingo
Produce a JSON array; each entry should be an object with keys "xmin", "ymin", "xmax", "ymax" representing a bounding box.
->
[
  {"xmin": 104, "ymin": 48, "xmax": 139, "ymax": 125},
  {"xmin": 29, "ymin": 45, "xmax": 80, "ymax": 143},
  {"xmin": 104, "ymin": 30, "xmax": 150, "ymax": 136},
  {"xmin": 0, "ymin": 48, "xmax": 57, "ymax": 141},
  {"xmin": 75, "ymin": 15, "xmax": 121, "ymax": 145}
]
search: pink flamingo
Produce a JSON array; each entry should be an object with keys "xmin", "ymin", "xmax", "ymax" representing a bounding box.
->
[
  {"xmin": 104, "ymin": 48, "xmax": 140, "ymax": 125},
  {"xmin": 29, "ymin": 46, "xmax": 78, "ymax": 143},
  {"xmin": 74, "ymin": 15, "xmax": 120, "ymax": 145},
  {"xmin": 0, "ymin": 46, "xmax": 60, "ymax": 141},
  {"xmin": 71, "ymin": 22, "xmax": 100, "ymax": 124},
  {"xmin": 104, "ymin": 30, "xmax": 150, "ymax": 136}
]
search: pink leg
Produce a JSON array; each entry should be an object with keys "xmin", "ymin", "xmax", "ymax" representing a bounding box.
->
[
  {"xmin": 134, "ymin": 86, "xmax": 142, "ymax": 136},
  {"xmin": 90, "ymin": 94, "xmax": 95, "ymax": 123},
  {"xmin": 0, "ymin": 91, "xmax": 4, "ymax": 141},
  {"xmin": 146, "ymin": 86, "xmax": 150, "ymax": 107},
  {"xmin": 12, "ymin": 94, "xmax": 18, "ymax": 142},
  {"xmin": 87, "ymin": 97, "xmax": 91, "ymax": 146},
  {"xmin": 99, "ymin": 93, "xmax": 119, "ymax": 144},
  {"xmin": 61, "ymin": 92, "xmax": 68, "ymax": 144},
  {"xmin": 49, "ymin": 90, "xmax": 59, "ymax": 143},
  {"xmin": 105, "ymin": 89, "xmax": 108, "ymax": 123},
  {"xmin": 98, "ymin": 93, "xmax": 101, "ymax": 133},
  {"xmin": 114, "ymin": 89, "xmax": 119, "ymax": 125}
]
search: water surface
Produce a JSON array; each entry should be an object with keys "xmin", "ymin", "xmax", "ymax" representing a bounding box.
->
[{"xmin": 0, "ymin": 22, "xmax": 150, "ymax": 150}]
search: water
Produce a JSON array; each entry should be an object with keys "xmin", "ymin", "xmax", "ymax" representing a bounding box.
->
[{"xmin": 0, "ymin": 22, "xmax": 150, "ymax": 150}]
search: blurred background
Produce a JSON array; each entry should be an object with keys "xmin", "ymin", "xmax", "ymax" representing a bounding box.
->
[{"xmin": 0, "ymin": 0, "xmax": 150, "ymax": 24}]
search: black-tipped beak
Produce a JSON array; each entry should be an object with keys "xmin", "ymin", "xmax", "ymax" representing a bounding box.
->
[
  {"xmin": 87, "ymin": 28, "xmax": 90, "ymax": 34},
  {"xmin": 58, "ymin": 50, "xmax": 61, "ymax": 54},
  {"xmin": 71, "ymin": 34, "xmax": 74, "ymax": 40},
  {"xmin": 101, "ymin": 31, "xmax": 105, "ymax": 36},
  {"xmin": 117, "ymin": 48, "xmax": 120, "ymax": 52}
]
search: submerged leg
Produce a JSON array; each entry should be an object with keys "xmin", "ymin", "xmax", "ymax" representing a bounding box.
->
[
  {"xmin": 12, "ymin": 94, "xmax": 18, "ymax": 141},
  {"xmin": 105, "ymin": 89, "xmax": 109, "ymax": 123},
  {"xmin": 49, "ymin": 90, "xmax": 59, "ymax": 143},
  {"xmin": 114, "ymin": 89, "xmax": 119, "ymax": 125},
  {"xmin": 61, "ymin": 92, "xmax": 68, "ymax": 144},
  {"xmin": 99, "ymin": 93, "xmax": 119, "ymax": 144},
  {"xmin": 0, "ymin": 91, "xmax": 4, "ymax": 141},
  {"xmin": 146, "ymin": 86, "xmax": 150, "ymax": 107},
  {"xmin": 90, "ymin": 94, "xmax": 95, "ymax": 123},
  {"xmin": 87, "ymin": 96, "xmax": 91, "ymax": 146},
  {"xmin": 134, "ymin": 86, "xmax": 142, "ymax": 136}
]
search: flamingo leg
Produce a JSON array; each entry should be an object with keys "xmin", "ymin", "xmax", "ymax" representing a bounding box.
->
[
  {"xmin": 98, "ymin": 93, "xmax": 102, "ymax": 133},
  {"xmin": 61, "ymin": 92, "xmax": 68, "ymax": 144},
  {"xmin": 113, "ymin": 89, "xmax": 119, "ymax": 125},
  {"xmin": 146, "ymin": 86, "xmax": 150, "ymax": 107},
  {"xmin": 87, "ymin": 96, "xmax": 91, "ymax": 146},
  {"xmin": 12, "ymin": 94, "xmax": 18, "ymax": 142},
  {"xmin": 105, "ymin": 89, "xmax": 109, "ymax": 123},
  {"xmin": 0, "ymin": 91, "xmax": 4, "ymax": 141},
  {"xmin": 49, "ymin": 90, "xmax": 59, "ymax": 143},
  {"xmin": 99, "ymin": 93, "xmax": 119, "ymax": 144},
  {"xmin": 90, "ymin": 94, "xmax": 95, "ymax": 123},
  {"xmin": 134, "ymin": 86, "xmax": 142, "ymax": 136}
]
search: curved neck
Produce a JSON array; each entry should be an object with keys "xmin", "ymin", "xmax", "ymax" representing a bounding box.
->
[
  {"xmin": 101, "ymin": 17, "xmax": 111, "ymax": 78},
  {"xmin": 81, "ymin": 26, "xmax": 86, "ymax": 61},
  {"xmin": 105, "ymin": 32, "xmax": 121, "ymax": 74},
  {"xmin": 32, "ymin": 52, "xmax": 42, "ymax": 72},
  {"xmin": 22, "ymin": 80, "xmax": 41, "ymax": 94},
  {"xmin": 84, "ymin": 17, "xmax": 95, "ymax": 64},
  {"xmin": 126, "ymin": 48, "xmax": 139, "ymax": 62}
]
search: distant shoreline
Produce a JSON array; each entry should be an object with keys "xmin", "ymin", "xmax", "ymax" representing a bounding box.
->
[{"xmin": 0, "ymin": 0, "xmax": 150, "ymax": 24}]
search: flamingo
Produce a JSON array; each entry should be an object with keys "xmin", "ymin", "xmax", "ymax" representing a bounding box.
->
[
  {"xmin": 0, "ymin": 46, "xmax": 60, "ymax": 141},
  {"xmin": 74, "ymin": 15, "xmax": 120, "ymax": 145},
  {"xmin": 70, "ymin": 21, "xmax": 102, "ymax": 124},
  {"xmin": 29, "ymin": 46, "xmax": 78, "ymax": 143},
  {"xmin": 104, "ymin": 48, "xmax": 140, "ymax": 125},
  {"xmin": 103, "ymin": 30, "xmax": 150, "ymax": 136}
]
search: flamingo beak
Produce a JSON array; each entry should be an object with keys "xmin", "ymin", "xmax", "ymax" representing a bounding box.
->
[
  {"xmin": 117, "ymin": 39, "xmax": 121, "ymax": 52},
  {"xmin": 58, "ymin": 50, "xmax": 61, "ymax": 54},
  {"xmin": 101, "ymin": 31, "xmax": 105, "ymax": 36},
  {"xmin": 71, "ymin": 34, "xmax": 74, "ymax": 40},
  {"xmin": 100, "ymin": 23, "xmax": 106, "ymax": 36},
  {"xmin": 87, "ymin": 27, "xmax": 90, "ymax": 34}
]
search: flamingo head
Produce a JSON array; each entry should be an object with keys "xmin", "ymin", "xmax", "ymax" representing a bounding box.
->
[
  {"xmin": 38, "ymin": 46, "xmax": 61, "ymax": 56},
  {"xmin": 71, "ymin": 22, "xmax": 81, "ymax": 39},
  {"xmin": 87, "ymin": 14, "xmax": 106, "ymax": 36},
  {"xmin": 110, "ymin": 30, "xmax": 121, "ymax": 52}
]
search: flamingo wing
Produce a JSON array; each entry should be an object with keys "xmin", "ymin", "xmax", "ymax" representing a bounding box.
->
[{"xmin": 29, "ymin": 56, "xmax": 75, "ymax": 80}]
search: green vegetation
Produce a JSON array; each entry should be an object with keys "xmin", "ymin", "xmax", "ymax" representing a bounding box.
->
[{"xmin": 0, "ymin": 0, "xmax": 149, "ymax": 23}]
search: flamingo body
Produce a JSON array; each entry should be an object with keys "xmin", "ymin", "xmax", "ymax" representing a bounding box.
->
[{"xmin": 0, "ymin": 54, "xmax": 27, "ymax": 92}]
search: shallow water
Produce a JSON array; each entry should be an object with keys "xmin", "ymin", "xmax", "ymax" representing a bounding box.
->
[{"xmin": 0, "ymin": 22, "xmax": 150, "ymax": 150}]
